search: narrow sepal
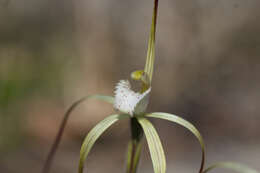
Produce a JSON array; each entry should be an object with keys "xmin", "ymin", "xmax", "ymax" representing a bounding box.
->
[
  {"xmin": 42, "ymin": 95, "xmax": 114, "ymax": 173},
  {"xmin": 146, "ymin": 112, "xmax": 205, "ymax": 173},
  {"xmin": 203, "ymin": 162, "xmax": 259, "ymax": 173},
  {"xmin": 144, "ymin": 0, "xmax": 159, "ymax": 81},
  {"xmin": 137, "ymin": 117, "xmax": 166, "ymax": 173},
  {"xmin": 78, "ymin": 114, "xmax": 129, "ymax": 173}
]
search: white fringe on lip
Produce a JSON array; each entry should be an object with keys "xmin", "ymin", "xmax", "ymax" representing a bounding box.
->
[{"xmin": 114, "ymin": 80, "xmax": 151, "ymax": 116}]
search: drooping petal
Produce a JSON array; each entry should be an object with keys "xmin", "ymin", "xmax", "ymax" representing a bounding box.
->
[
  {"xmin": 203, "ymin": 162, "xmax": 259, "ymax": 173},
  {"xmin": 42, "ymin": 95, "xmax": 114, "ymax": 173},
  {"xmin": 146, "ymin": 112, "xmax": 205, "ymax": 173},
  {"xmin": 78, "ymin": 114, "xmax": 129, "ymax": 173},
  {"xmin": 137, "ymin": 117, "xmax": 166, "ymax": 173}
]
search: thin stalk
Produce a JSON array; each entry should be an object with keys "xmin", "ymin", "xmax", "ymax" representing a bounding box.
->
[{"xmin": 127, "ymin": 118, "xmax": 143, "ymax": 173}]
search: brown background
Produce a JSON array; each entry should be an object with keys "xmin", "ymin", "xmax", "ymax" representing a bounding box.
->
[{"xmin": 0, "ymin": 0, "xmax": 260, "ymax": 172}]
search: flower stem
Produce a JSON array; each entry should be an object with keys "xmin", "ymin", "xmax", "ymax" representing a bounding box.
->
[{"xmin": 127, "ymin": 117, "xmax": 143, "ymax": 173}]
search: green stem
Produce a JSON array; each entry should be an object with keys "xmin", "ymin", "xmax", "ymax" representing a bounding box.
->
[{"xmin": 127, "ymin": 118, "xmax": 143, "ymax": 173}]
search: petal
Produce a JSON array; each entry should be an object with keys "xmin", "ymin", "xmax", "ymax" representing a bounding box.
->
[{"xmin": 114, "ymin": 80, "xmax": 151, "ymax": 116}]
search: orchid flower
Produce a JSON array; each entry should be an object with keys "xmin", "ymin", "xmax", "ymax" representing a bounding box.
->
[{"xmin": 42, "ymin": 0, "xmax": 259, "ymax": 173}]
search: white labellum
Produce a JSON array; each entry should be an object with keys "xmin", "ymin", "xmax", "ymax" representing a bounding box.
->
[{"xmin": 114, "ymin": 80, "xmax": 151, "ymax": 116}]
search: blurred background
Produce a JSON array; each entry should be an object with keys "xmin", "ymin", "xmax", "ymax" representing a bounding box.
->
[{"xmin": 0, "ymin": 0, "xmax": 260, "ymax": 172}]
